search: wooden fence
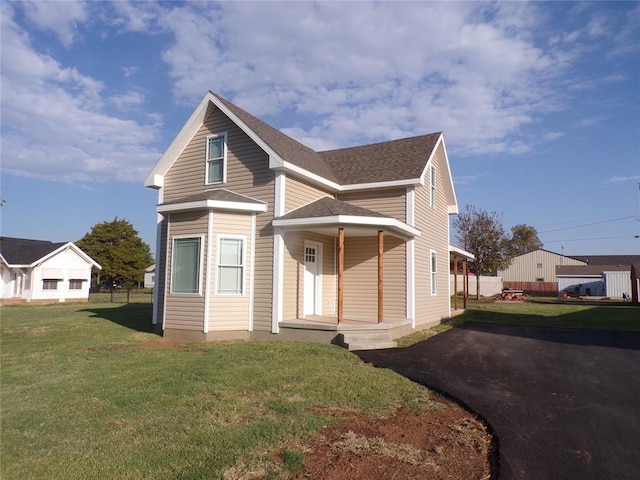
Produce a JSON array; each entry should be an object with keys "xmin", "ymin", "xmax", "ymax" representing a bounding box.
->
[{"xmin": 503, "ymin": 281, "xmax": 558, "ymax": 297}]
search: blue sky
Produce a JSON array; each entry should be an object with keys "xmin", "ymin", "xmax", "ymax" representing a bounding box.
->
[{"xmin": 1, "ymin": 0, "xmax": 639, "ymax": 258}]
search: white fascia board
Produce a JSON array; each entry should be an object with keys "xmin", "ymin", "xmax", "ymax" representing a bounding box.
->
[
  {"xmin": 145, "ymin": 93, "xmax": 213, "ymax": 187},
  {"xmin": 158, "ymin": 200, "xmax": 267, "ymax": 214},
  {"xmin": 273, "ymin": 215, "xmax": 420, "ymax": 238},
  {"xmin": 277, "ymin": 161, "xmax": 420, "ymax": 193},
  {"xmin": 419, "ymin": 133, "xmax": 458, "ymax": 212},
  {"xmin": 278, "ymin": 161, "xmax": 341, "ymax": 191},
  {"xmin": 339, "ymin": 178, "xmax": 421, "ymax": 191},
  {"xmin": 449, "ymin": 245, "xmax": 475, "ymax": 260}
]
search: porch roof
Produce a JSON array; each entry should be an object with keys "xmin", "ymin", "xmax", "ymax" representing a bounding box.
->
[
  {"xmin": 158, "ymin": 189, "xmax": 268, "ymax": 214},
  {"xmin": 273, "ymin": 197, "xmax": 420, "ymax": 239}
]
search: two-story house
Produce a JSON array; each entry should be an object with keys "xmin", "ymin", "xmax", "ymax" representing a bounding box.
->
[{"xmin": 145, "ymin": 92, "xmax": 462, "ymax": 347}]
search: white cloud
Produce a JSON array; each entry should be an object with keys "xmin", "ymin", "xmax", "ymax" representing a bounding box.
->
[
  {"xmin": 20, "ymin": 0, "xmax": 87, "ymax": 47},
  {"xmin": 0, "ymin": 3, "xmax": 161, "ymax": 185},
  {"xmin": 155, "ymin": 1, "xmax": 566, "ymax": 155},
  {"xmin": 608, "ymin": 176, "xmax": 640, "ymax": 184}
]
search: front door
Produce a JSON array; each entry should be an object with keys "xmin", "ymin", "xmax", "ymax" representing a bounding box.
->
[{"xmin": 304, "ymin": 242, "xmax": 321, "ymax": 316}]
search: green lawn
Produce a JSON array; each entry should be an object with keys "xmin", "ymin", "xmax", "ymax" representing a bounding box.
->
[
  {"xmin": 1, "ymin": 301, "xmax": 438, "ymax": 480},
  {"xmin": 4, "ymin": 297, "xmax": 638, "ymax": 478}
]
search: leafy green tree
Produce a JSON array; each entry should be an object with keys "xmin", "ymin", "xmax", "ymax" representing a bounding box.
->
[
  {"xmin": 77, "ymin": 218, "xmax": 153, "ymax": 289},
  {"xmin": 508, "ymin": 224, "xmax": 543, "ymax": 258},
  {"xmin": 453, "ymin": 205, "xmax": 510, "ymax": 299}
]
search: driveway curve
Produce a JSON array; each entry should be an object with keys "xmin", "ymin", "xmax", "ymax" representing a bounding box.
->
[{"xmin": 356, "ymin": 322, "xmax": 640, "ymax": 480}]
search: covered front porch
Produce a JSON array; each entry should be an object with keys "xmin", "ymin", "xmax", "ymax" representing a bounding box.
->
[{"xmin": 273, "ymin": 197, "xmax": 419, "ymax": 331}]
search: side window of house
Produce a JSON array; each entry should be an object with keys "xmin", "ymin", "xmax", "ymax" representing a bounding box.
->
[
  {"xmin": 430, "ymin": 250, "xmax": 437, "ymax": 295},
  {"xmin": 43, "ymin": 279, "xmax": 58, "ymax": 290},
  {"xmin": 206, "ymin": 134, "xmax": 226, "ymax": 184},
  {"xmin": 217, "ymin": 237, "xmax": 245, "ymax": 295},
  {"xmin": 430, "ymin": 165, "xmax": 436, "ymax": 208},
  {"xmin": 69, "ymin": 279, "xmax": 84, "ymax": 290},
  {"xmin": 172, "ymin": 237, "xmax": 202, "ymax": 294}
]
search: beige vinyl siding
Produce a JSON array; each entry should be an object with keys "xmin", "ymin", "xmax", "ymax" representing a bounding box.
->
[
  {"xmin": 414, "ymin": 149, "xmax": 451, "ymax": 326},
  {"xmin": 285, "ymin": 176, "xmax": 333, "ymax": 212},
  {"xmin": 343, "ymin": 235, "xmax": 406, "ymax": 320},
  {"xmin": 208, "ymin": 212, "xmax": 254, "ymax": 331},
  {"xmin": 161, "ymin": 106, "xmax": 275, "ymax": 332},
  {"xmin": 164, "ymin": 211, "xmax": 209, "ymax": 331},
  {"xmin": 282, "ymin": 231, "xmax": 336, "ymax": 320},
  {"xmin": 499, "ymin": 250, "xmax": 586, "ymax": 282},
  {"xmin": 337, "ymin": 188, "xmax": 406, "ymax": 222}
]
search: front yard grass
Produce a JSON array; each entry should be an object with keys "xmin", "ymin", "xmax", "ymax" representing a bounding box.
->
[{"xmin": 1, "ymin": 301, "xmax": 439, "ymax": 479}]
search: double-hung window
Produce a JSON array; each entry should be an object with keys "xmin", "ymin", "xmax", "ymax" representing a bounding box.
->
[
  {"xmin": 430, "ymin": 250, "xmax": 437, "ymax": 295},
  {"xmin": 430, "ymin": 165, "xmax": 436, "ymax": 208},
  {"xmin": 43, "ymin": 279, "xmax": 58, "ymax": 290},
  {"xmin": 69, "ymin": 279, "xmax": 84, "ymax": 290},
  {"xmin": 172, "ymin": 237, "xmax": 202, "ymax": 294},
  {"xmin": 206, "ymin": 134, "xmax": 226, "ymax": 184},
  {"xmin": 217, "ymin": 237, "xmax": 244, "ymax": 295}
]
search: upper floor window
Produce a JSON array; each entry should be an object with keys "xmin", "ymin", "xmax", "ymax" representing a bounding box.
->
[
  {"xmin": 206, "ymin": 134, "xmax": 227, "ymax": 184},
  {"xmin": 430, "ymin": 165, "xmax": 436, "ymax": 208}
]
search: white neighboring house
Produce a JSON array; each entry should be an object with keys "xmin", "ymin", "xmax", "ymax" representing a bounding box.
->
[
  {"xmin": 0, "ymin": 237, "xmax": 101, "ymax": 305},
  {"xmin": 144, "ymin": 265, "xmax": 155, "ymax": 289}
]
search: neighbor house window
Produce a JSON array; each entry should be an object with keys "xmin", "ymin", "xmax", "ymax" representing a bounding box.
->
[
  {"xmin": 217, "ymin": 237, "xmax": 245, "ymax": 295},
  {"xmin": 430, "ymin": 165, "xmax": 436, "ymax": 208},
  {"xmin": 206, "ymin": 134, "xmax": 226, "ymax": 184},
  {"xmin": 430, "ymin": 250, "xmax": 437, "ymax": 295},
  {"xmin": 43, "ymin": 279, "xmax": 58, "ymax": 290},
  {"xmin": 171, "ymin": 237, "xmax": 202, "ymax": 294},
  {"xmin": 69, "ymin": 279, "xmax": 84, "ymax": 290}
]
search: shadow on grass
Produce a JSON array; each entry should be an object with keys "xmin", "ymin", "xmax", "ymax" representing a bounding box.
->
[{"xmin": 80, "ymin": 303, "xmax": 156, "ymax": 334}]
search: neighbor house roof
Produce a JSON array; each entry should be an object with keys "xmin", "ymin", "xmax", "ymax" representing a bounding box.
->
[
  {"xmin": 0, "ymin": 237, "xmax": 66, "ymax": 265},
  {"xmin": 556, "ymin": 264, "xmax": 630, "ymax": 276},
  {"xmin": 0, "ymin": 237, "xmax": 101, "ymax": 269},
  {"xmin": 572, "ymin": 255, "xmax": 640, "ymax": 266}
]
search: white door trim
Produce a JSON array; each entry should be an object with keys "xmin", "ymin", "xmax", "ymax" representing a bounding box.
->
[{"xmin": 303, "ymin": 240, "xmax": 322, "ymax": 317}]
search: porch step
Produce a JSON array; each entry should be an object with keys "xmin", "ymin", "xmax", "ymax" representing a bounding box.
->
[{"xmin": 339, "ymin": 332, "xmax": 397, "ymax": 351}]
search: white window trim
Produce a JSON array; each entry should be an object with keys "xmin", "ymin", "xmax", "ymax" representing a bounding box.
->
[
  {"xmin": 430, "ymin": 165, "xmax": 436, "ymax": 208},
  {"xmin": 170, "ymin": 234, "xmax": 205, "ymax": 296},
  {"xmin": 216, "ymin": 234, "xmax": 246, "ymax": 296},
  {"xmin": 205, "ymin": 133, "xmax": 228, "ymax": 185},
  {"xmin": 430, "ymin": 249, "xmax": 437, "ymax": 296}
]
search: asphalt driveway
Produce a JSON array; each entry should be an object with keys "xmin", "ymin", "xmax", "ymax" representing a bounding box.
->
[{"xmin": 357, "ymin": 323, "xmax": 640, "ymax": 480}]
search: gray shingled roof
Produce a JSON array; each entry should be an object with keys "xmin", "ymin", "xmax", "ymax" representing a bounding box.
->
[
  {"xmin": 212, "ymin": 92, "xmax": 440, "ymax": 186},
  {"xmin": 572, "ymin": 255, "xmax": 640, "ymax": 266},
  {"xmin": 557, "ymin": 264, "xmax": 630, "ymax": 276},
  {"xmin": 212, "ymin": 93, "xmax": 339, "ymax": 183},
  {"xmin": 320, "ymin": 133, "xmax": 441, "ymax": 185},
  {"xmin": 0, "ymin": 237, "xmax": 66, "ymax": 265},
  {"xmin": 160, "ymin": 188, "xmax": 266, "ymax": 206},
  {"xmin": 277, "ymin": 197, "xmax": 389, "ymax": 220}
]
